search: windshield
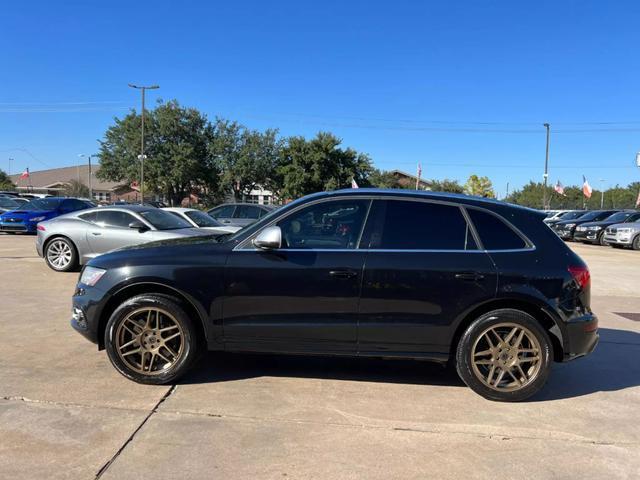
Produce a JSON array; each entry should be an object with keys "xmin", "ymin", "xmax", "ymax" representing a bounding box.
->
[
  {"xmin": 0, "ymin": 198, "xmax": 19, "ymax": 209},
  {"xmin": 139, "ymin": 209, "xmax": 192, "ymax": 230},
  {"xmin": 624, "ymin": 213, "xmax": 640, "ymax": 223},
  {"xmin": 579, "ymin": 211, "xmax": 610, "ymax": 221},
  {"xmin": 604, "ymin": 212, "xmax": 633, "ymax": 223},
  {"xmin": 21, "ymin": 198, "xmax": 63, "ymax": 211},
  {"xmin": 185, "ymin": 210, "xmax": 222, "ymax": 227},
  {"xmin": 561, "ymin": 211, "xmax": 586, "ymax": 220}
]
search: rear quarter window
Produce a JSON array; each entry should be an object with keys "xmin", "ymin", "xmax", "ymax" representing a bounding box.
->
[{"xmin": 467, "ymin": 208, "xmax": 528, "ymax": 250}]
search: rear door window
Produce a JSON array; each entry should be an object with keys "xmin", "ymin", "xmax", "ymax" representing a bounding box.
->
[
  {"xmin": 235, "ymin": 205, "xmax": 262, "ymax": 219},
  {"xmin": 210, "ymin": 205, "xmax": 236, "ymax": 219},
  {"xmin": 466, "ymin": 208, "xmax": 527, "ymax": 250},
  {"xmin": 363, "ymin": 200, "xmax": 477, "ymax": 250}
]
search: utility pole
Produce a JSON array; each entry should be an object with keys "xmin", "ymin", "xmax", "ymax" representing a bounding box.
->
[
  {"xmin": 506, "ymin": 182, "xmax": 510, "ymax": 199},
  {"xmin": 78, "ymin": 154, "xmax": 94, "ymax": 200},
  {"xmin": 599, "ymin": 179, "xmax": 605, "ymax": 209},
  {"xmin": 8, "ymin": 158, "xmax": 12, "ymax": 177},
  {"xmin": 128, "ymin": 83, "xmax": 159, "ymax": 203},
  {"xmin": 542, "ymin": 123, "xmax": 550, "ymax": 210}
]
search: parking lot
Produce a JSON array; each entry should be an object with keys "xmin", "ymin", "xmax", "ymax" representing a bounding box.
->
[{"xmin": 1, "ymin": 234, "xmax": 639, "ymax": 479}]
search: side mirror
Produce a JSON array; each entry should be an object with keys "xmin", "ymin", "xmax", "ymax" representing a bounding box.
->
[
  {"xmin": 129, "ymin": 220, "xmax": 150, "ymax": 232},
  {"xmin": 253, "ymin": 226, "xmax": 281, "ymax": 250}
]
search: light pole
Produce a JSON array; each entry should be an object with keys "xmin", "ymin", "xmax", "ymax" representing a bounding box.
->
[
  {"xmin": 542, "ymin": 123, "xmax": 550, "ymax": 209},
  {"xmin": 78, "ymin": 154, "xmax": 93, "ymax": 200},
  {"xmin": 599, "ymin": 178, "xmax": 605, "ymax": 209},
  {"xmin": 137, "ymin": 154, "xmax": 147, "ymax": 202},
  {"xmin": 128, "ymin": 83, "xmax": 159, "ymax": 203},
  {"xmin": 8, "ymin": 157, "xmax": 13, "ymax": 177}
]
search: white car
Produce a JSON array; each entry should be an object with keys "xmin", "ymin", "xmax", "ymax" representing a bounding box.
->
[{"xmin": 162, "ymin": 207, "xmax": 242, "ymax": 234}]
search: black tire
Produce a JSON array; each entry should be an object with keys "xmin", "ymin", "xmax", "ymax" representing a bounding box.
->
[
  {"xmin": 632, "ymin": 235, "xmax": 640, "ymax": 251},
  {"xmin": 455, "ymin": 309, "xmax": 552, "ymax": 402},
  {"xmin": 598, "ymin": 233, "xmax": 608, "ymax": 246},
  {"xmin": 44, "ymin": 236, "xmax": 79, "ymax": 272},
  {"xmin": 105, "ymin": 294, "xmax": 200, "ymax": 384}
]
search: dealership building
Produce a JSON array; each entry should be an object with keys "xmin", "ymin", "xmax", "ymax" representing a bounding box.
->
[{"xmin": 9, "ymin": 165, "xmax": 139, "ymax": 202}]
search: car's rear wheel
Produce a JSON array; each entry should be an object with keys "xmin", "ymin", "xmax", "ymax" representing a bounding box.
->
[
  {"xmin": 44, "ymin": 237, "xmax": 78, "ymax": 272},
  {"xmin": 105, "ymin": 294, "xmax": 199, "ymax": 384},
  {"xmin": 455, "ymin": 309, "xmax": 552, "ymax": 402}
]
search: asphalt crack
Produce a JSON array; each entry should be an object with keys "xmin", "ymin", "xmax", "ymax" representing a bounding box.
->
[{"xmin": 94, "ymin": 385, "xmax": 177, "ymax": 479}]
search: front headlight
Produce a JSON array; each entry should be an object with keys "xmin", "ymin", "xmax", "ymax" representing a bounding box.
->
[
  {"xmin": 618, "ymin": 228, "xmax": 632, "ymax": 233},
  {"xmin": 592, "ymin": 226, "xmax": 602, "ymax": 231},
  {"xmin": 30, "ymin": 216, "xmax": 46, "ymax": 222},
  {"xmin": 564, "ymin": 223, "xmax": 576, "ymax": 228},
  {"xmin": 80, "ymin": 266, "xmax": 106, "ymax": 286}
]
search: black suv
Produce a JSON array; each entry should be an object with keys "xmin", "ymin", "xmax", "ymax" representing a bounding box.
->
[
  {"xmin": 71, "ymin": 189, "xmax": 598, "ymax": 402},
  {"xmin": 574, "ymin": 210, "xmax": 640, "ymax": 245},
  {"xmin": 553, "ymin": 209, "xmax": 619, "ymax": 241}
]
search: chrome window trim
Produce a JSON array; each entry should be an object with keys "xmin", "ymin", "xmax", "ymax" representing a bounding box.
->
[{"xmin": 234, "ymin": 194, "xmax": 536, "ymax": 253}]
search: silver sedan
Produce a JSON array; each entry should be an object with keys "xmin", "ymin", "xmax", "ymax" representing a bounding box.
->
[{"xmin": 36, "ymin": 205, "xmax": 215, "ymax": 272}]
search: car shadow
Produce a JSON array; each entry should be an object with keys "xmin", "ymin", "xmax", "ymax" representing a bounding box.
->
[
  {"xmin": 181, "ymin": 351, "xmax": 464, "ymax": 387},
  {"xmin": 179, "ymin": 327, "xmax": 640, "ymax": 400},
  {"xmin": 533, "ymin": 327, "xmax": 640, "ymax": 401}
]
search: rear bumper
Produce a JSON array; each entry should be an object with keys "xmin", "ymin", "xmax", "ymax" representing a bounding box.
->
[{"xmin": 562, "ymin": 313, "xmax": 599, "ymax": 361}]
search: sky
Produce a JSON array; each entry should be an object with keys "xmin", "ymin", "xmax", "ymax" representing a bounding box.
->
[{"xmin": 2, "ymin": 0, "xmax": 640, "ymax": 197}]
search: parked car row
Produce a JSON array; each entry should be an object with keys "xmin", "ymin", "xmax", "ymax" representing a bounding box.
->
[
  {"xmin": 547, "ymin": 208, "xmax": 640, "ymax": 249},
  {"xmin": 0, "ymin": 197, "xmax": 275, "ymax": 271}
]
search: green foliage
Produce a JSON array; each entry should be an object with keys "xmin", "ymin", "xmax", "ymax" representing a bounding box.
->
[
  {"xmin": 464, "ymin": 175, "xmax": 495, "ymax": 198},
  {"xmin": 367, "ymin": 169, "xmax": 402, "ymax": 188},
  {"xmin": 277, "ymin": 132, "xmax": 374, "ymax": 199},
  {"xmin": 0, "ymin": 169, "xmax": 15, "ymax": 190},
  {"xmin": 427, "ymin": 178, "xmax": 464, "ymax": 193},
  {"xmin": 506, "ymin": 181, "xmax": 640, "ymax": 209},
  {"xmin": 210, "ymin": 119, "xmax": 282, "ymax": 201},
  {"xmin": 63, "ymin": 179, "xmax": 89, "ymax": 198},
  {"xmin": 98, "ymin": 100, "xmax": 218, "ymax": 205}
]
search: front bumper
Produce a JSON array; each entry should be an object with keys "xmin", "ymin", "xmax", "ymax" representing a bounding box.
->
[
  {"xmin": 0, "ymin": 221, "xmax": 34, "ymax": 233},
  {"xmin": 604, "ymin": 233, "xmax": 633, "ymax": 245},
  {"xmin": 71, "ymin": 283, "xmax": 111, "ymax": 348},
  {"xmin": 562, "ymin": 313, "xmax": 599, "ymax": 361},
  {"xmin": 555, "ymin": 228, "xmax": 575, "ymax": 240},
  {"xmin": 573, "ymin": 230, "xmax": 602, "ymax": 243}
]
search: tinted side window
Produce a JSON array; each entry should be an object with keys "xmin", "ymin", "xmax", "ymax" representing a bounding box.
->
[
  {"xmin": 467, "ymin": 208, "xmax": 527, "ymax": 250},
  {"xmin": 79, "ymin": 211, "xmax": 97, "ymax": 223},
  {"xmin": 96, "ymin": 210, "xmax": 136, "ymax": 228},
  {"xmin": 276, "ymin": 199, "xmax": 370, "ymax": 249},
  {"xmin": 210, "ymin": 205, "xmax": 235, "ymax": 219},
  {"xmin": 367, "ymin": 200, "xmax": 476, "ymax": 250},
  {"xmin": 235, "ymin": 205, "xmax": 261, "ymax": 219}
]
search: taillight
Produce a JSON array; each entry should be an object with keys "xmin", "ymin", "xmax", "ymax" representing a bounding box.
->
[
  {"xmin": 568, "ymin": 265, "xmax": 590, "ymax": 290},
  {"xmin": 37, "ymin": 225, "xmax": 45, "ymax": 231}
]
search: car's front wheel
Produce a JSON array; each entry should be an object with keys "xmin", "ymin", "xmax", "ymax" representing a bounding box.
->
[
  {"xmin": 632, "ymin": 235, "xmax": 640, "ymax": 251},
  {"xmin": 455, "ymin": 309, "xmax": 552, "ymax": 402},
  {"xmin": 44, "ymin": 237, "xmax": 78, "ymax": 272},
  {"xmin": 105, "ymin": 294, "xmax": 199, "ymax": 384},
  {"xmin": 598, "ymin": 233, "xmax": 608, "ymax": 246}
]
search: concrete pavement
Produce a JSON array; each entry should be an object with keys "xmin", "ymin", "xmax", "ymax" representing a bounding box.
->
[{"xmin": 1, "ymin": 235, "xmax": 639, "ymax": 479}]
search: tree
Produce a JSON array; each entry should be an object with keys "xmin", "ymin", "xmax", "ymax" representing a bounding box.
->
[
  {"xmin": 367, "ymin": 169, "xmax": 402, "ymax": 188},
  {"xmin": 63, "ymin": 179, "xmax": 89, "ymax": 198},
  {"xmin": 98, "ymin": 100, "xmax": 218, "ymax": 205},
  {"xmin": 210, "ymin": 119, "xmax": 282, "ymax": 201},
  {"xmin": 427, "ymin": 178, "xmax": 464, "ymax": 194},
  {"xmin": 0, "ymin": 169, "xmax": 15, "ymax": 190},
  {"xmin": 464, "ymin": 175, "xmax": 495, "ymax": 198},
  {"xmin": 277, "ymin": 132, "xmax": 374, "ymax": 199}
]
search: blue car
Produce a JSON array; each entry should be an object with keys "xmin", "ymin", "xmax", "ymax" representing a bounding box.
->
[{"xmin": 0, "ymin": 197, "xmax": 93, "ymax": 234}]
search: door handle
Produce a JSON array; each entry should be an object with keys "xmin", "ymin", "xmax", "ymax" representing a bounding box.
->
[
  {"xmin": 454, "ymin": 272, "xmax": 485, "ymax": 281},
  {"xmin": 91, "ymin": 232, "xmax": 101, "ymax": 236},
  {"xmin": 329, "ymin": 270, "xmax": 358, "ymax": 279}
]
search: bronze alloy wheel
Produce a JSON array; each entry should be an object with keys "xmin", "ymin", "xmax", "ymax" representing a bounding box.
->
[
  {"xmin": 46, "ymin": 239, "xmax": 73, "ymax": 269},
  {"xmin": 115, "ymin": 307, "xmax": 185, "ymax": 376},
  {"xmin": 470, "ymin": 322, "xmax": 542, "ymax": 392}
]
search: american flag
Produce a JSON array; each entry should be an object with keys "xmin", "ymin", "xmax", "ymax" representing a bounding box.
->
[
  {"xmin": 20, "ymin": 168, "xmax": 29, "ymax": 179},
  {"xmin": 582, "ymin": 175, "xmax": 593, "ymax": 199},
  {"xmin": 554, "ymin": 180, "xmax": 565, "ymax": 196}
]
